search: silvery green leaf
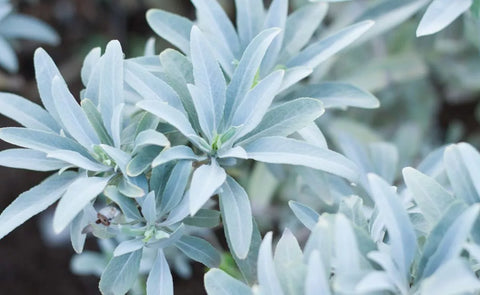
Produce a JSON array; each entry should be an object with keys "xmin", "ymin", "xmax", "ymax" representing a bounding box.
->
[
  {"xmin": 0, "ymin": 171, "xmax": 77, "ymax": 240},
  {"xmin": 81, "ymin": 99, "xmax": 114, "ymax": 146},
  {"xmin": 190, "ymin": 26, "xmax": 226, "ymax": 134},
  {"xmin": 99, "ymin": 249, "xmax": 142, "ymax": 295},
  {"xmin": 238, "ymin": 98, "xmax": 324, "ymax": 144},
  {"xmin": 279, "ymin": 67, "xmax": 313, "ymax": 92},
  {"xmin": 297, "ymin": 123, "xmax": 328, "ymax": 148},
  {"xmin": 152, "ymin": 145, "xmax": 205, "ymax": 167},
  {"xmin": 354, "ymin": 0, "xmax": 428, "ymax": 42},
  {"xmin": 274, "ymin": 229, "xmax": 305, "ymax": 295},
  {"xmin": 422, "ymin": 204, "xmax": 480, "ymax": 279},
  {"xmin": 0, "ymin": 127, "xmax": 90, "ymax": 158},
  {"xmin": 304, "ymin": 16, "xmax": 349, "ymax": 62},
  {"xmin": 444, "ymin": 144, "xmax": 480, "ymax": 204},
  {"xmin": 403, "ymin": 167, "xmax": 455, "ymax": 225},
  {"xmin": 160, "ymin": 194, "xmax": 190, "ymax": 226},
  {"xmin": 205, "ymin": 268, "xmax": 253, "ymax": 295},
  {"xmin": 217, "ymin": 146, "xmax": 248, "ymax": 159},
  {"xmin": 456, "ymin": 143, "xmax": 480, "ymax": 200},
  {"xmin": 187, "ymin": 84, "xmax": 215, "ymax": 142},
  {"xmin": 81, "ymin": 47, "xmax": 101, "ymax": 86},
  {"xmin": 289, "ymin": 82, "xmax": 379, "ymax": 109},
  {"xmin": 104, "ymin": 186, "xmax": 142, "ymax": 220},
  {"xmin": 189, "ymin": 159, "xmax": 226, "ymax": 215},
  {"xmin": 219, "ymin": 176, "xmax": 253, "ymax": 259},
  {"xmin": 124, "ymin": 61, "xmax": 185, "ymax": 112},
  {"xmin": 258, "ymin": 232, "xmax": 284, "ymax": 295},
  {"xmin": 261, "ymin": 0, "xmax": 288, "ymax": 74},
  {"xmin": 0, "ymin": 92, "xmax": 59, "ymax": 132},
  {"xmin": 114, "ymin": 239, "xmax": 144, "ymax": 257},
  {"xmin": 110, "ymin": 103, "xmax": 124, "ymax": 148},
  {"xmin": 231, "ymin": 70, "xmax": 284, "ymax": 140},
  {"xmin": 416, "ymin": 145, "xmax": 446, "ymax": 178},
  {"xmin": 0, "ymin": 14, "xmax": 59, "ymax": 44},
  {"xmin": 334, "ymin": 214, "xmax": 362, "ymax": 275},
  {"xmin": 146, "ymin": 224, "xmax": 185, "ymax": 249},
  {"xmin": 192, "ymin": 0, "xmax": 240, "ymax": 58},
  {"xmin": 33, "ymin": 48, "xmax": 63, "ymax": 123},
  {"xmin": 224, "ymin": 217, "xmax": 262, "ymax": 285},
  {"xmin": 289, "ymin": 201, "xmax": 320, "ymax": 230},
  {"xmin": 305, "ymin": 251, "xmax": 331, "ymax": 295},
  {"xmin": 142, "ymin": 191, "xmax": 157, "ymax": 224},
  {"xmin": 133, "ymin": 129, "xmax": 169, "ymax": 153},
  {"xmin": 146, "ymin": 9, "xmax": 193, "ymax": 54},
  {"xmin": 83, "ymin": 54, "xmax": 103, "ymax": 105},
  {"xmin": 147, "ymin": 250, "xmax": 173, "ymax": 295},
  {"xmin": 225, "ymin": 28, "xmax": 281, "ymax": 121},
  {"xmin": 99, "ymin": 40, "xmax": 123, "ymax": 139},
  {"xmin": 304, "ymin": 214, "xmax": 335, "ymax": 274},
  {"xmin": 286, "ymin": 21, "xmax": 374, "ymax": 68},
  {"xmin": 420, "ymin": 258, "xmax": 480, "ymax": 295},
  {"xmin": 51, "ymin": 76, "xmax": 100, "ymax": 150},
  {"xmin": 417, "ymin": 0, "xmax": 472, "ymax": 37},
  {"xmin": 365, "ymin": 251, "xmax": 407, "ymax": 293},
  {"xmin": 184, "ymin": 209, "xmax": 220, "ymax": 228},
  {"xmin": 137, "ymin": 100, "xmax": 209, "ymax": 151},
  {"xmin": 53, "ymin": 176, "xmax": 112, "ymax": 233},
  {"xmin": 160, "ymin": 160, "xmax": 191, "ymax": 214},
  {"xmin": 235, "ymin": 0, "xmax": 264, "ymax": 48},
  {"xmin": 244, "ymin": 136, "xmax": 359, "ymax": 182},
  {"xmin": 355, "ymin": 271, "xmax": 397, "ymax": 293},
  {"xmin": 47, "ymin": 150, "xmax": 109, "ymax": 172},
  {"xmin": 175, "ymin": 235, "xmax": 221, "ymax": 268},
  {"xmin": 0, "ymin": 148, "xmax": 68, "ymax": 171},
  {"xmin": 368, "ymin": 173, "xmax": 416, "ymax": 277},
  {"xmin": 127, "ymin": 146, "xmax": 162, "ymax": 177},
  {"xmin": 0, "ymin": 36, "xmax": 16, "ymax": 72},
  {"xmin": 119, "ymin": 177, "xmax": 146, "ymax": 198}
]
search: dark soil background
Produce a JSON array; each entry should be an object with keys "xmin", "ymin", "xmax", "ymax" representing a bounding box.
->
[{"xmin": 0, "ymin": 0, "xmax": 476, "ymax": 294}]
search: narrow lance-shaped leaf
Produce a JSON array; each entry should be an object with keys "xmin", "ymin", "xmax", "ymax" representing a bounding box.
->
[
  {"xmin": 244, "ymin": 136, "xmax": 359, "ymax": 182},
  {"xmin": 175, "ymin": 235, "xmax": 221, "ymax": 268},
  {"xmin": 289, "ymin": 201, "xmax": 320, "ymax": 230},
  {"xmin": 0, "ymin": 148, "xmax": 68, "ymax": 171},
  {"xmin": 260, "ymin": 0, "xmax": 288, "ymax": 75},
  {"xmin": 274, "ymin": 229, "xmax": 306, "ymax": 295},
  {"xmin": 204, "ymin": 269, "xmax": 253, "ymax": 295},
  {"xmin": 99, "ymin": 249, "xmax": 142, "ymax": 295},
  {"xmin": 0, "ymin": 171, "xmax": 78, "ymax": 240},
  {"xmin": 189, "ymin": 159, "xmax": 227, "ymax": 215},
  {"xmin": 147, "ymin": 250, "xmax": 173, "ymax": 295},
  {"xmin": 417, "ymin": 0, "xmax": 472, "ymax": 37},
  {"xmin": 235, "ymin": 0, "xmax": 265, "ymax": 48},
  {"xmin": 257, "ymin": 232, "xmax": 284, "ymax": 295},
  {"xmin": 53, "ymin": 176, "xmax": 112, "ymax": 233},
  {"xmin": 219, "ymin": 176, "xmax": 253, "ymax": 259}
]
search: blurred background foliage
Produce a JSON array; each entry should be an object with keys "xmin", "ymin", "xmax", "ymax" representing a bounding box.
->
[{"xmin": 1, "ymin": 0, "xmax": 480, "ymax": 294}]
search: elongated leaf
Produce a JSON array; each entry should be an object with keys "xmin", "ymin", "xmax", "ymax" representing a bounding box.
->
[
  {"xmin": 81, "ymin": 47, "xmax": 101, "ymax": 86},
  {"xmin": 0, "ymin": 148, "xmax": 67, "ymax": 171},
  {"xmin": 0, "ymin": 14, "xmax": 59, "ymax": 44},
  {"xmin": 0, "ymin": 127, "xmax": 90, "ymax": 157},
  {"xmin": 368, "ymin": 173, "xmax": 416, "ymax": 277},
  {"xmin": 160, "ymin": 160, "xmax": 191, "ymax": 214},
  {"xmin": 239, "ymin": 98, "xmax": 324, "ymax": 144},
  {"xmin": 289, "ymin": 82, "xmax": 379, "ymax": 109},
  {"xmin": 280, "ymin": 2, "xmax": 328, "ymax": 62},
  {"xmin": 231, "ymin": 70, "xmax": 284, "ymax": 140},
  {"xmin": 146, "ymin": 9, "xmax": 193, "ymax": 54},
  {"xmin": 184, "ymin": 209, "xmax": 220, "ymax": 228},
  {"xmin": 219, "ymin": 176, "xmax": 253, "ymax": 259},
  {"xmin": 261, "ymin": 0, "xmax": 288, "ymax": 74},
  {"xmin": 235, "ymin": 0, "xmax": 264, "ymax": 48},
  {"xmin": 33, "ymin": 48, "xmax": 62, "ymax": 123},
  {"xmin": 127, "ymin": 146, "xmax": 161, "ymax": 177},
  {"xmin": 403, "ymin": 167, "xmax": 455, "ymax": 225},
  {"xmin": 99, "ymin": 249, "xmax": 142, "ymax": 295},
  {"xmin": 99, "ymin": 40, "xmax": 124, "ymax": 138},
  {"xmin": 205, "ymin": 269, "xmax": 253, "ymax": 295},
  {"xmin": 147, "ymin": 250, "xmax": 173, "ymax": 295},
  {"xmin": 244, "ymin": 136, "xmax": 359, "ymax": 182},
  {"xmin": 114, "ymin": 239, "xmax": 144, "ymax": 257},
  {"xmin": 287, "ymin": 21, "xmax": 374, "ymax": 68},
  {"xmin": 142, "ymin": 191, "xmax": 157, "ymax": 224},
  {"xmin": 0, "ymin": 171, "xmax": 77, "ymax": 240},
  {"xmin": 305, "ymin": 251, "xmax": 331, "ymax": 295},
  {"xmin": 0, "ymin": 36, "xmax": 17, "ymax": 72},
  {"xmin": 133, "ymin": 129, "xmax": 169, "ymax": 153},
  {"xmin": 70, "ymin": 204, "xmax": 96, "ymax": 254},
  {"xmin": 279, "ymin": 67, "xmax": 313, "ymax": 92},
  {"xmin": 417, "ymin": 0, "xmax": 472, "ymax": 37},
  {"xmin": 175, "ymin": 235, "xmax": 221, "ymax": 268},
  {"xmin": 258, "ymin": 232, "xmax": 284, "ymax": 295},
  {"xmin": 225, "ymin": 28, "xmax": 281, "ymax": 121},
  {"xmin": 99, "ymin": 145, "xmax": 131, "ymax": 176},
  {"xmin": 189, "ymin": 159, "xmax": 226, "ymax": 215},
  {"xmin": 0, "ymin": 92, "xmax": 59, "ymax": 132},
  {"xmin": 289, "ymin": 201, "xmax": 320, "ymax": 230},
  {"xmin": 274, "ymin": 229, "xmax": 305, "ymax": 295},
  {"xmin": 81, "ymin": 99, "xmax": 114, "ymax": 146},
  {"xmin": 47, "ymin": 150, "xmax": 110, "ymax": 172},
  {"xmin": 104, "ymin": 186, "xmax": 142, "ymax": 221},
  {"xmin": 53, "ymin": 176, "xmax": 111, "ymax": 233},
  {"xmin": 190, "ymin": 26, "xmax": 226, "ymax": 137}
]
